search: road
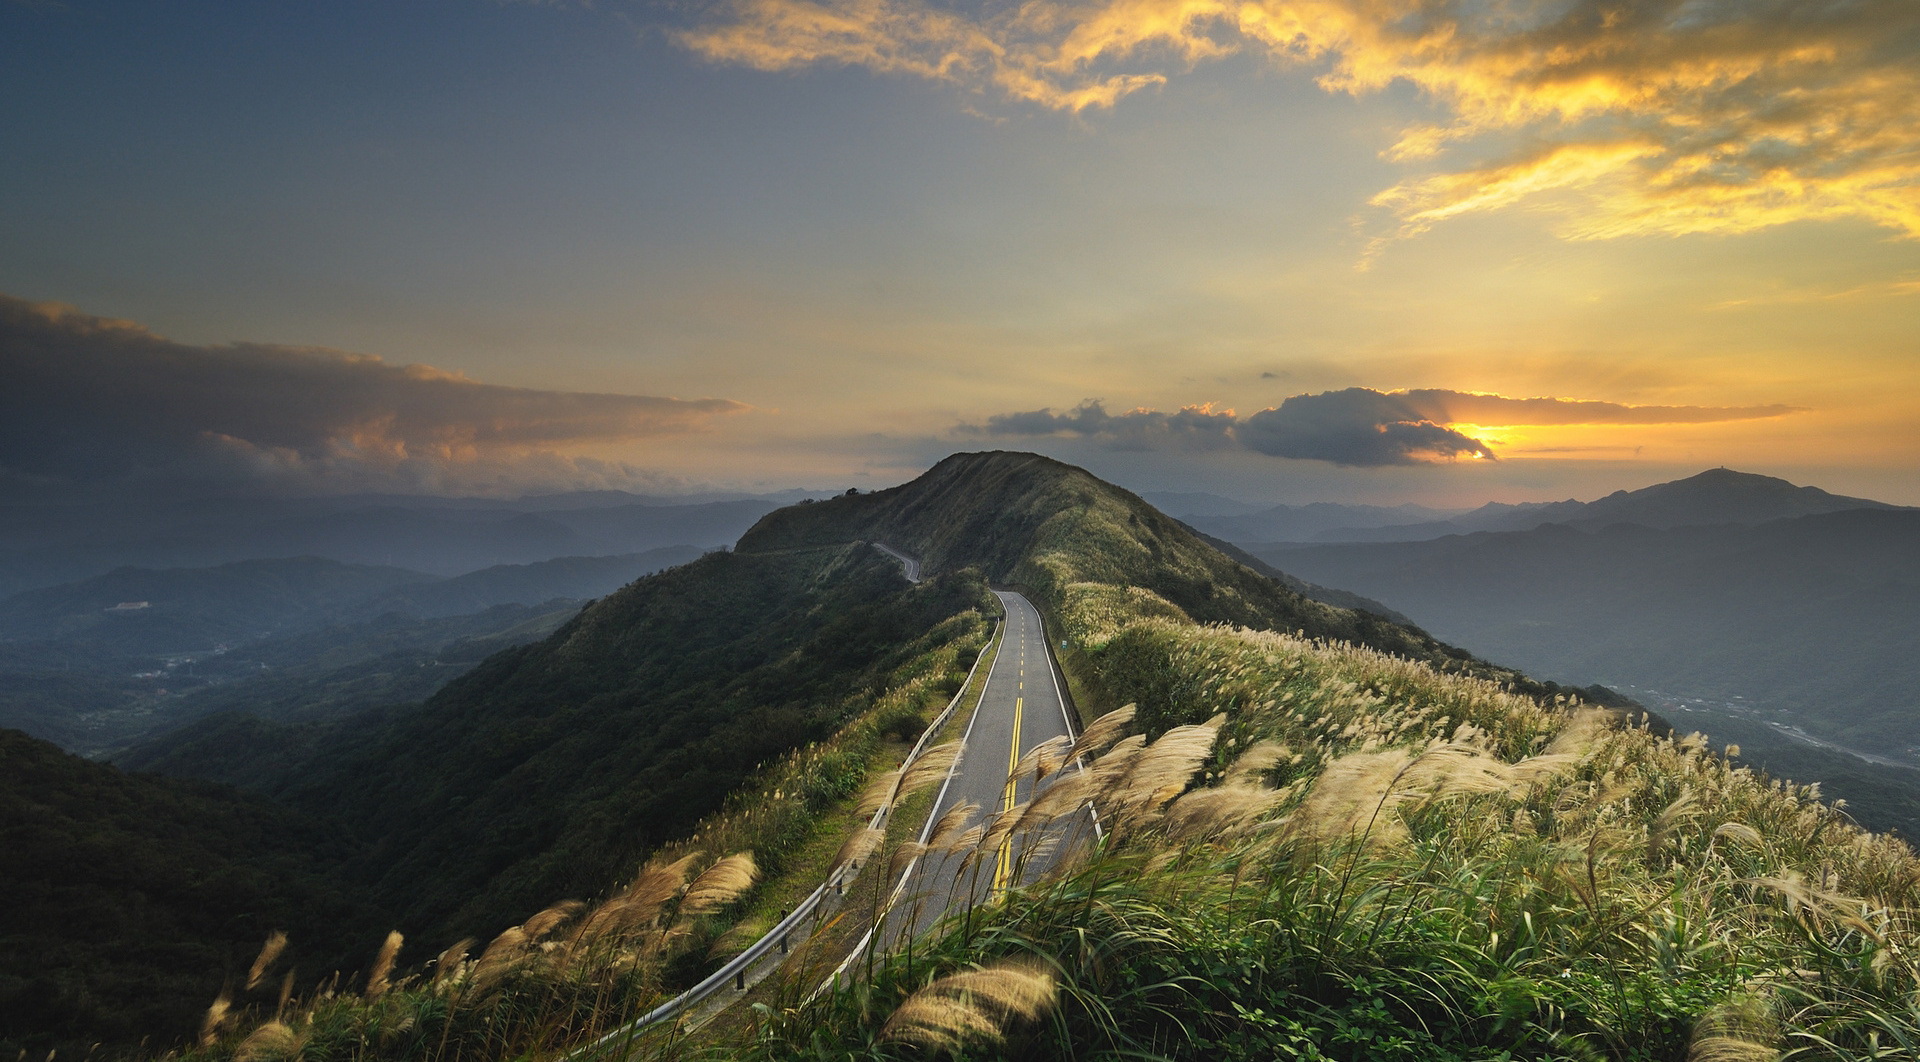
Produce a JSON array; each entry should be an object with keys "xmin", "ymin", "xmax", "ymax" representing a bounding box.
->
[
  {"xmin": 582, "ymin": 570, "xmax": 1092, "ymax": 1047},
  {"xmin": 876, "ymin": 589, "xmax": 1095, "ymax": 942},
  {"xmin": 873, "ymin": 542, "xmax": 922, "ymax": 582}
]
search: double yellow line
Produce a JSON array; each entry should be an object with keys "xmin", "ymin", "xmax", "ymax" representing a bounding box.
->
[{"xmin": 990, "ymin": 695, "xmax": 1023, "ymax": 894}]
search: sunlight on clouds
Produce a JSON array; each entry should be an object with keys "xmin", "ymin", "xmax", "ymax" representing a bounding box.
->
[
  {"xmin": 675, "ymin": 0, "xmax": 1920, "ymax": 243},
  {"xmin": 964, "ymin": 388, "xmax": 1804, "ymax": 467}
]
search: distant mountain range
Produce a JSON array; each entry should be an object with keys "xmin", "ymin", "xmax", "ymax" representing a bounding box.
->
[
  {"xmin": 1251, "ymin": 476, "xmax": 1920, "ymax": 760},
  {"xmin": 1165, "ymin": 468, "xmax": 1905, "ymax": 544},
  {"xmin": 0, "ymin": 547, "xmax": 708, "ymax": 654},
  {"xmin": 0, "ymin": 490, "xmax": 812, "ymax": 596},
  {"xmin": 0, "ymin": 548, "xmax": 707, "ymax": 755}
]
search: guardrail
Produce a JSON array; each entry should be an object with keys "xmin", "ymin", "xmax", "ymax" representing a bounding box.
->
[{"xmin": 572, "ymin": 608, "xmax": 1001, "ymax": 1055}]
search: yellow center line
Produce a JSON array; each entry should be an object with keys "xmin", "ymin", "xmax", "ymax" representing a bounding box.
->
[{"xmin": 992, "ymin": 696, "xmax": 1023, "ymax": 894}]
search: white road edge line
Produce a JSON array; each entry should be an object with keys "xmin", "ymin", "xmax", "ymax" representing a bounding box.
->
[{"xmin": 810, "ymin": 590, "xmax": 1017, "ymax": 998}]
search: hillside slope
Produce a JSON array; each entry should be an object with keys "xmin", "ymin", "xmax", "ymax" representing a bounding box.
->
[
  {"xmin": 0, "ymin": 729, "xmax": 389, "ymax": 1060},
  {"xmin": 147, "ymin": 544, "xmax": 993, "ymax": 942}
]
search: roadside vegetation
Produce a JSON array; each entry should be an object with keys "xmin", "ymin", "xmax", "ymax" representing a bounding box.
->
[
  {"xmin": 166, "ymin": 593, "xmax": 995, "ymax": 1062},
  {"xmin": 743, "ymin": 573, "xmax": 1920, "ymax": 1061}
]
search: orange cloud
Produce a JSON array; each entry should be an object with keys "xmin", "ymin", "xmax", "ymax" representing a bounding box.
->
[{"xmin": 674, "ymin": 0, "xmax": 1920, "ymax": 242}]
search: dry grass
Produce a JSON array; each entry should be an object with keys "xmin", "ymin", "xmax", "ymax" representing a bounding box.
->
[
  {"xmin": 245, "ymin": 932, "xmax": 288, "ymax": 993},
  {"xmin": 879, "ymin": 960, "xmax": 1056, "ymax": 1052}
]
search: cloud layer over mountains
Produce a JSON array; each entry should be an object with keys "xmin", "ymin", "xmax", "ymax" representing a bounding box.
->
[
  {"xmin": 971, "ymin": 388, "xmax": 1801, "ymax": 466},
  {"xmin": 0, "ymin": 295, "xmax": 745, "ymax": 495}
]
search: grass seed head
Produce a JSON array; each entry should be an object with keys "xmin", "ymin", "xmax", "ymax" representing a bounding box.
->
[
  {"xmin": 929, "ymin": 800, "xmax": 982, "ymax": 850},
  {"xmin": 233, "ymin": 1022, "xmax": 304, "ymax": 1062},
  {"xmin": 901, "ymin": 742, "xmax": 962, "ymax": 801},
  {"xmin": 364, "ymin": 931, "xmax": 403, "ymax": 999},
  {"xmin": 198, "ymin": 995, "xmax": 231, "ymax": 1047},
  {"xmin": 856, "ymin": 769, "xmax": 904, "ymax": 819},
  {"xmin": 833, "ymin": 828, "xmax": 886, "ymax": 873},
  {"xmin": 246, "ymin": 932, "xmax": 288, "ymax": 992},
  {"xmin": 1070, "ymin": 704, "xmax": 1137, "ymax": 761},
  {"xmin": 522, "ymin": 900, "xmax": 584, "ymax": 940},
  {"xmin": 881, "ymin": 960, "xmax": 1056, "ymax": 1051},
  {"xmin": 681, "ymin": 852, "xmax": 758, "ymax": 916},
  {"xmin": 431, "ymin": 938, "xmax": 474, "ymax": 986}
]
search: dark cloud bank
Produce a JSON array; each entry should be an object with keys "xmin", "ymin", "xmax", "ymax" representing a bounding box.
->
[
  {"xmin": 971, "ymin": 389, "xmax": 1802, "ymax": 467},
  {"xmin": 0, "ymin": 294, "xmax": 745, "ymax": 495}
]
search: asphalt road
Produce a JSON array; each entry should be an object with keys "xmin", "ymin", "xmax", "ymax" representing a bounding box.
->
[
  {"xmin": 881, "ymin": 589, "xmax": 1095, "ymax": 941},
  {"xmin": 873, "ymin": 542, "xmax": 922, "ymax": 582}
]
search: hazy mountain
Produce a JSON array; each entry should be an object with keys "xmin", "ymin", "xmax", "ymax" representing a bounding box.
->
[
  {"xmin": 358, "ymin": 546, "xmax": 707, "ymax": 619},
  {"xmin": 1256, "ymin": 507, "xmax": 1920, "ymax": 754},
  {"xmin": 0, "ymin": 550, "xmax": 705, "ymax": 755},
  {"xmin": 0, "ymin": 492, "xmax": 783, "ymax": 595},
  {"xmin": 1, "ymin": 601, "xmax": 581, "ymax": 758},
  {"xmin": 1563, "ymin": 467, "xmax": 1900, "ymax": 528},
  {"xmin": 0, "ymin": 557, "xmax": 433, "ymax": 653},
  {"xmin": 1139, "ymin": 490, "xmax": 1268, "ymax": 519},
  {"xmin": 1216, "ymin": 468, "xmax": 1904, "ymax": 545},
  {"xmin": 1175, "ymin": 500, "xmax": 1467, "ymax": 543}
]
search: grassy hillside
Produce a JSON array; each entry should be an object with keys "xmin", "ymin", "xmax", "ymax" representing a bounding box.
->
[
  {"xmin": 747, "ymin": 594, "xmax": 1920, "ymax": 1060},
  {"xmin": 164, "ymin": 544, "xmax": 993, "ymax": 944},
  {"xmin": 0, "ymin": 729, "xmax": 390, "ymax": 1061}
]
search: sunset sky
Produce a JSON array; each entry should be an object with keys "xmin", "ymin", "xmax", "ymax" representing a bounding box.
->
[{"xmin": 3, "ymin": 0, "xmax": 1916, "ymax": 506}]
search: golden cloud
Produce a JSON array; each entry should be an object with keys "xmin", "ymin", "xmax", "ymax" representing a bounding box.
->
[{"xmin": 675, "ymin": 0, "xmax": 1920, "ymax": 241}]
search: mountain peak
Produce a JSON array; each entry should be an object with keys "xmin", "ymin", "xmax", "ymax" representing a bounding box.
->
[{"xmin": 1579, "ymin": 467, "xmax": 1898, "ymax": 528}]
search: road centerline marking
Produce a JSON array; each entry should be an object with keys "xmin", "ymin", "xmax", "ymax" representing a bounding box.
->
[{"xmin": 992, "ymin": 695, "xmax": 1024, "ymax": 893}]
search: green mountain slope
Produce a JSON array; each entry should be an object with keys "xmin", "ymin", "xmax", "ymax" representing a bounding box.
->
[
  {"xmin": 170, "ymin": 544, "xmax": 992, "ymax": 942},
  {"xmin": 0, "ymin": 729, "xmax": 389, "ymax": 1061}
]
